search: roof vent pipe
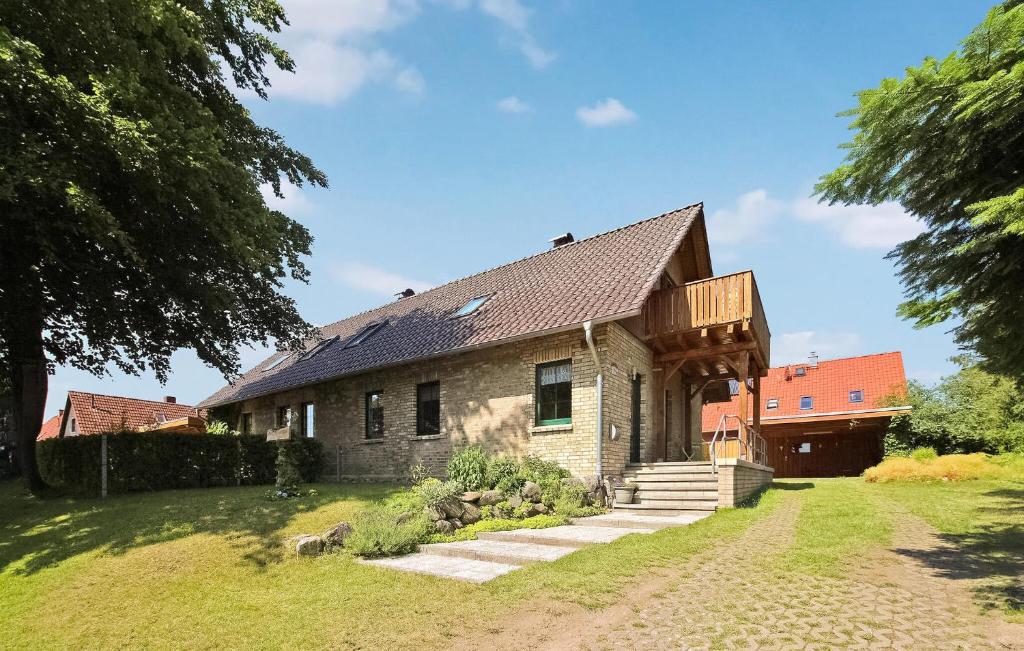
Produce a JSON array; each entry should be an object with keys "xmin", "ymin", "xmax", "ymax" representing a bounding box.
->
[
  {"xmin": 549, "ymin": 233, "xmax": 574, "ymax": 248},
  {"xmin": 396, "ymin": 288, "xmax": 416, "ymax": 299},
  {"xmin": 809, "ymin": 352, "xmax": 818, "ymax": 369},
  {"xmin": 583, "ymin": 320, "xmax": 603, "ymax": 481}
]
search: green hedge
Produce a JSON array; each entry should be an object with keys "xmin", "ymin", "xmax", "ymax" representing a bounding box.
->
[{"xmin": 37, "ymin": 431, "xmax": 322, "ymax": 495}]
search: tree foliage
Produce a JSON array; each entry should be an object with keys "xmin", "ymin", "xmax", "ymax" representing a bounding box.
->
[
  {"xmin": 817, "ymin": 2, "xmax": 1024, "ymax": 382},
  {"xmin": 0, "ymin": 1, "xmax": 326, "ymax": 488},
  {"xmin": 885, "ymin": 357, "xmax": 1024, "ymax": 456}
]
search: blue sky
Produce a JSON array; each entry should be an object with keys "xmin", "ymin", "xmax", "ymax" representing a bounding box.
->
[{"xmin": 47, "ymin": 0, "xmax": 993, "ymax": 416}]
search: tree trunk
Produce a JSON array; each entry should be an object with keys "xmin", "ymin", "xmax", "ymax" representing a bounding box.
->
[{"xmin": 9, "ymin": 305, "xmax": 47, "ymax": 492}]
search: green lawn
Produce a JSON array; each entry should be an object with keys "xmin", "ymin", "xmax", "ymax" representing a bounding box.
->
[
  {"xmin": 0, "ymin": 481, "xmax": 778, "ymax": 649},
  {"xmin": 3, "ymin": 475, "xmax": 1020, "ymax": 648}
]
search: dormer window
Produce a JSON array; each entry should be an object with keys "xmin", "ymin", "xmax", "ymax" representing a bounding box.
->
[
  {"xmin": 453, "ymin": 295, "xmax": 489, "ymax": 318},
  {"xmin": 795, "ymin": 367, "xmax": 807, "ymax": 377},
  {"xmin": 263, "ymin": 353, "xmax": 290, "ymax": 372},
  {"xmin": 849, "ymin": 389, "xmax": 864, "ymax": 403},
  {"xmin": 766, "ymin": 398, "xmax": 779, "ymax": 410},
  {"xmin": 800, "ymin": 396, "xmax": 813, "ymax": 410},
  {"xmin": 344, "ymin": 322, "xmax": 387, "ymax": 349},
  {"xmin": 300, "ymin": 335, "xmax": 339, "ymax": 360}
]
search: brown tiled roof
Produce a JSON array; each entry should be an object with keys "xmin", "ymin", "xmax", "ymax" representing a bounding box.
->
[
  {"xmin": 202, "ymin": 204, "xmax": 703, "ymax": 407},
  {"xmin": 66, "ymin": 391, "xmax": 205, "ymax": 435},
  {"xmin": 37, "ymin": 413, "xmax": 62, "ymax": 441}
]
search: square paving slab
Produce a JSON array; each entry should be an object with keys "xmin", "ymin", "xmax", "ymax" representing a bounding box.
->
[{"xmin": 362, "ymin": 554, "xmax": 520, "ymax": 583}]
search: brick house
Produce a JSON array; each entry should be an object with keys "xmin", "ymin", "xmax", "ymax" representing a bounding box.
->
[
  {"xmin": 37, "ymin": 391, "xmax": 207, "ymax": 440},
  {"xmin": 702, "ymin": 352, "xmax": 910, "ymax": 478},
  {"xmin": 202, "ymin": 204, "xmax": 775, "ymax": 507}
]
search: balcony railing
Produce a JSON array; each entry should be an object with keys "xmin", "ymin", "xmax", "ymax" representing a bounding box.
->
[{"xmin": 641, "ymin": 270, "xmax": 770, "ymax": 364}]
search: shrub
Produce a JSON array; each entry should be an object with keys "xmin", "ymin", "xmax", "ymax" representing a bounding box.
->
[
  {"xmin": 272, "ymin": 442, "xmax": 304, "ymax": 497},
  {"xmin": 446, "ymin": 445, "xmax": 488, "ymax": 491},
  {"xmin": 205, "ymin": 420, "xmax": 237, "ymax": 435},
  {"xmin": 484, "ymin": 455, "xmax": 520, "ymax": 490},
  {"xmin": 412, "ymin": 477, "xmax": 462, "ymax": 509},
  {"xmin": 864, "ymin": 453, "xmax": 1014, "ymax": 482},
  {"xmin": 346, "ymin": 505, "xmax": 431, "ymax": 558},
  {"xmin": 381, "ymin": 488, "xmax": 426, "ymax": 515},
  {"xmin": 37, "ymin": 432, "xmax": 321, "ymax": 495},
  {"xmin": 910, "ymin": 446, "xmax": 938, "ymax": 461},
  {"xmin": 553, "ymin": 481, "xmax": 593, "ymax": 517}
]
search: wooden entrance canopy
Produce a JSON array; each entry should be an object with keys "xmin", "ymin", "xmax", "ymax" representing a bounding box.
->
[{"xmin": 640, "ymin": 270, "xmax": 771, "ymax": 461}]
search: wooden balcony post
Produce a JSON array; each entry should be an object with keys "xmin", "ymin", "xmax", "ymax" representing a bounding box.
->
[
  {"xmin": 653, "ymin": 369, "xmax": 665, "ymax": 462},
  {"xmin": 736, "ymin": 353, "xmax": 749, "ymax": 459}
]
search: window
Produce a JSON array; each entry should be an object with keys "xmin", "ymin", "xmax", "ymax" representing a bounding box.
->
[
  {"xmin": 536, "ymin": 360, "xmax": 572, "ymax": 426},
  {"xmin": 301, "ymin": 403, "xmax": 315, "ymax": 438},
  {"xmin": 799, "ymin": 396, "xmax": 813, "ymax": 410},
  {"xmin": 240, "ymin": 413, "xmax": 253, "ymax": 436},
  {"xmin": 453, "ymin": 295, "xmax": 489, "ymax": 318},
  {"xmin": 70, "ymin": 418, "xmax": 77, "ymax": 433},
  {"xmin": 300, "ymin": 336, "xmax": 339, "ymax": 361},
  {"xmin": 344, "ymin": 322, "xmax": 387, "ymax": 349},
  {"xmin": 416, "ymin": 381, "xmax": 441, "ymax": 436},
  {"xmin": 849, "ymin": 389, "xmax": 864, "ymax": 403},
  {"xmin": 276, "ymin": 406, "xmax": 291, "ymax": 428},
  {"xmin": 766, "ymin": 398, "xmax": 779, "ymax": 410},
  {"xmin": 728, "ymin": 379, "xmax": 739, "ymax": 396},
  {"xmin": 798, "ymin": 442, "xmax": 812, "ymax": 453},
  {"xmin": 795, "ymin": 367, "xmax": 807, "ymax": 377},
  {"xmin": 365, "ymin": 391, "xmax": 384, "ymax": 439},
  {"xmin": 263, "ymin": 353, "xmax": 290, "ymax": 372}
]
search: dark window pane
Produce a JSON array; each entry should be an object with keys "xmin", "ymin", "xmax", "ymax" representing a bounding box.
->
[
  {"xmin": 417, "ymin": 382, "xmax": 441, "ymax": 435},
  {"xmin": 536, "ymin": 360, "xmax": 572, "ymax": 424}
]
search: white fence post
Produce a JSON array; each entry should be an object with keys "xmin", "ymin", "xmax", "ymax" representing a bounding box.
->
[{"xmin": 100, "ymin": 434, "xmax": 108, "ymax": 498}]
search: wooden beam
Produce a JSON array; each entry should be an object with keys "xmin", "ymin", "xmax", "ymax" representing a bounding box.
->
[
  {"xmin": 657, "ymin": 340, "xmax": 757, "ymax": 363},
  {"xmin": 664, "ymin": 359, "xmax": 686, "ymax": 382}
]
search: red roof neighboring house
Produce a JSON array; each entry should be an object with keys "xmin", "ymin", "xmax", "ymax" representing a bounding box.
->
[
  {"xmin": 702, "ymin": 351, "xmax": 910, "ymax": 431},
  {"xmin": 38, "ymin": 411, "xmax": 63, "ymax": 440},
  {"xmin": 38, "ymin": 391, "xmax": 206, "ymax": 440}
]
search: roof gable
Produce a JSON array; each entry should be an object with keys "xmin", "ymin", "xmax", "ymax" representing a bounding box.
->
[
  {"xmin": 702, "ymin": 352, "xmax": 908, "ymax": 431},
  {"xmin": 203, "ymin": 204, "xmax": 704, "ymax": 407}
]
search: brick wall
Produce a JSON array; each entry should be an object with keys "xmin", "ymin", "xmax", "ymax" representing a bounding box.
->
[
  {"xmin": 716, "ymin": 458, "xmax": 774, "ymax": 507},
  {"xmin": 230, "ymin": 323, "xmax": 655, "ymax": 480}
]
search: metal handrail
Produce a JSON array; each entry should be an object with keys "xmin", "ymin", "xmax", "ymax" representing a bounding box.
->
[{"xmin": 708, "ymin": 413, "xmax": 767, "ymax": 473}]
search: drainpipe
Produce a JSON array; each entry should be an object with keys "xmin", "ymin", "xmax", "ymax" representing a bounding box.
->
[{"xmin": 583, "ymin": 320, "xmax": 604, "ymax": 480}]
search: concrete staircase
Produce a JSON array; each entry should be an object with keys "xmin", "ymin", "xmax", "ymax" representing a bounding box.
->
[{"xmin": 614, "ymin": 461, "xmax": 720, "ymax": 515}]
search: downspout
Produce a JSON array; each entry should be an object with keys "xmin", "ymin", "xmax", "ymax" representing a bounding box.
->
[{"xmin": 583, "ymin": 321, "xmax": 603, "ymax": 480}]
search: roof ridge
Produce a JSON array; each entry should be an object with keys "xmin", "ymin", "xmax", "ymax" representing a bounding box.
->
[
  {"xmin": 779, "ymin": 351, "xmax": 902, "ymax": 368},
  {"xmin": 314, "ymin": 203, "xmax": 704, "ymax": 333},
  {"xmin": 68, "ymin": 390, "xmax": 198, "ymax": 409}
]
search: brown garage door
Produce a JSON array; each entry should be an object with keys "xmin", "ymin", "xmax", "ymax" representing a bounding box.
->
[{"xmin": 766, "ymin": 428, "xmax": 883, "ymax": 478}]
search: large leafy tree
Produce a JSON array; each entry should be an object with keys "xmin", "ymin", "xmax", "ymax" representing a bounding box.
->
[
  {"xmin": 0, "ymin": 1, "xmax": 326, "ymax": 490},
  {"xmin": 817, "ymin": 2, "xmax": 1024, "ymax": 381}
]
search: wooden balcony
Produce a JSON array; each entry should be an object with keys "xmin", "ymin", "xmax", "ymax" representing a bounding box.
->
[{"xmin": 641, "ymin": 270, "xmax": 770, "ymax": 373}]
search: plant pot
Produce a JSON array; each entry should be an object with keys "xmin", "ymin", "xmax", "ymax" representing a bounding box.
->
[{"xmin": 614, "ymin": 486, "xmax": 636, "ymax": 504}]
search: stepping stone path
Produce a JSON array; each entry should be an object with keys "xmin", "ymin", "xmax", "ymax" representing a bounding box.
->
[{"xmin": 363, "ymin": 511, "xmax": 710, "ymax": 583}]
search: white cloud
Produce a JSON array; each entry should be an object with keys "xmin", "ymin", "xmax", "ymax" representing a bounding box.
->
[
  {"xmin": 283, "ymin": 0, "xmax": 420, "ymax": 37},
  {"xmin": 394, "ymin": 66, "xmax": 425, "ymax": 94},
  {"xmin": 268, "ymin": 42, "xmax": 402, "ymax": 105},
  {"xmin": 792, "ymin": 198, "xmax": 924, "ymax": 249},
  {"xmin": 496, "ymin": 96, "xmax": 531, "ymax": 113},
  {"xmin": 476, "ymin": 0, "xmax": 555, "ymax": 68},
  {"xmin": 773, "ymin": 331, "xmax": 863, "ymax": 366},
  {"xmin": 332, "ymin": 262, "xmax": 433, "ymax": 295},
  {"xmin": 260, "ymin": 181, "xmax": 315, "ymax": 215},
  {"xmin": 576, "ymin": 98, "xmax": 637, "ymax": 127},
  {"xmin": 707, "ymin": 189, "xmax": 784, "ymax": 246}
]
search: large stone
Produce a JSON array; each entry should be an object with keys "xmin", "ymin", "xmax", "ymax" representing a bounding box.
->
[
  {"xmin": 520, "ymin": 502, "xmax": 541, "ymax": 518},
  {"xmin": 507, "ymin": 493, "xmax": 523, "ymax": 508},
  {"xmin": 321, "ymin": 522, "xmax": 352, "ymax": 548},
  {"xmin": 424, "ymin": 505, "xmax": 445, "ymax": 522},
  {"xmin": 440, "ymin": 497, "xmax": 464, "ymax": 519},
  {"xmin": 449, "ymin": 518, "xmax": 464, "ymax": 530},
  {"xmin": 533, "ymin": 502, "xmax": 549, "ymax": 514},
  {"xmin": 521, "ymin": 481, "xmax": 542, "ymax": 502},
  {"xmin": 478, "ymin": 490, "xmax": 504, "ymax": 506},
  {"xmin": 461, "ymin": 502, "xmax": 482, "ymax": 524},
  {"xmin": 461, "ymin": 491, "xmax": 482, "ymax": 503},
  {"xmin": 295, "ymin": 535, "xmax": 323, "ymax": 557},
  {"xmin": 434, "ymin": 519, "xmax": 455, "ymax": 534}
]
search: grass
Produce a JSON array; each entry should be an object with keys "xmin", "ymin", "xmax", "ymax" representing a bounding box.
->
[{"xmin": 0, "ymin": 480, "xmax": 780, "ymax": 649}]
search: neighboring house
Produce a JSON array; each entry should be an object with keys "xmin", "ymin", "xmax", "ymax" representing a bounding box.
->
[
  {"xmin": 702, "ymin": 352, "xmax": 910, "ymax": 478},
  {"xmin": 202, "ymin": 204, "xmax": 774, "ymax": 501},
  {"xmin": 37, "ymin": 391, "xmax": 207, "ymax": 440}
]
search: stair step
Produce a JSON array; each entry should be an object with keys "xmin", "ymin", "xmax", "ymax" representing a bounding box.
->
[
  {"xmin": 361, "ymin": 554, "xmax": 520, "ymax": 583},
  {"xmin": 632, "ymin": 481, "xmax": 719, "ymax": 490},
  {"xmin": 419, "ymin": 539, "xmax": 576, "ymax": 565},
  {"xmin": 571, "ymin": 513, "xmax": 710, "ymax": 529},
  {"xmin": 638, "ymin": 489, "xmax": 719, "ymax": 500},
  {"xmin": 477, "ymin": 525, "xmax": 655, "ymax": 548},
  {"xmin": 624, "ymin": 467, "xmax": 714, "ymax": 476},
  {"xmin": 626, "ymin": 462, "xmax": 713, "ymax": 468},
  {"xmin": 616, "ymin": 499, "xmax": 718, "ymax": 511},
  {"xmin": 613, "ymin": 505, "xmax": 716, "ymax": 516}
]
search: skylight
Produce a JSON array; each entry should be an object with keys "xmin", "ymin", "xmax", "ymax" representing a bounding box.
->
[
  {"xmin": 343, "ymin": 322, "xmax": 388, "ymax": 349},
  {"xmin": 766, "ymin": 398, "xmax": 779, "ymax": 410},
  {"xmin": 453, "ymin": 295, "xmax": 489, "ymax": 318},
  {"xmin": 795, "ymin": 367, "xmax": 807, "ymax": 377},
  {"xmin": 800, "ymin": 396, "xmax": 813, "ymax": 410},
  {"xmin": 263, "ymin": 353, "xmax": 290, "ymax": 372},
  {"xmin": 299, "ymin": 335, "xmax": 339, "ymax": 361},
  {"xmin": 849, "ymin": 389, "xmax": 864, "ymax": 403}
]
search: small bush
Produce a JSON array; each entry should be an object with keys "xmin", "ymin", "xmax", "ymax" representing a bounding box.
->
[
  {"xmin": 910, "ymin": 447, "xmax": 938, "ymax": 461},
  {"xmin": 346, "ymin": 505, "xmax": 431, "ymax": 558},
  {"xmin": 484, "ymin": 455, "xmax": 521, "ymax": 490},
  {"xmin": 381, "ymin": 488, "xmax": 426, "ymax": 515},
  {"xmin": 864, "ymin": 453, "xmax": 1017, "ymax": 482},
  {"xmin": 553, "ymin": 481, "xmax": 593, "ymax": 517},
  {"xmin": 412, "ymin": 477, "xmax": 462, "ymax": 509},
  {"xmin": 446, "ymin": 445, "xmax": 489, "ymax": 491},
  {"xmin": 273, "ymin": 442, "xmax": 304, "ymax": 497}
]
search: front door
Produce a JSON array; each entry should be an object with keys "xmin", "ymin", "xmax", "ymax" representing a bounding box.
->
[{"xmin": 630, "ymin": 374, "xmax": 642, "ymax": 463}]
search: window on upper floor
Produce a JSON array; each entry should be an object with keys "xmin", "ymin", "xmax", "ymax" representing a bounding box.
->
[
  {"xmin": 799, "ymin": 396, "xmax": 813, "ymax": 410},
  {"xmin": 276, "ymin": 406, "xmax": 291, "ymax": 429},
  {"xmin": 849, "ymin": 389, "xmax": 864, "ymax": 403},
  {"xmin": 766, "ymin": 398, "xmax": 779, "ymax": 410},
  {"xmin": 301, "ymin": 403, "xmax": 315, "ymax": 438},
  {"xmin": 536, "ymin": 360, "xmax": 572, "ymax": 426}
]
